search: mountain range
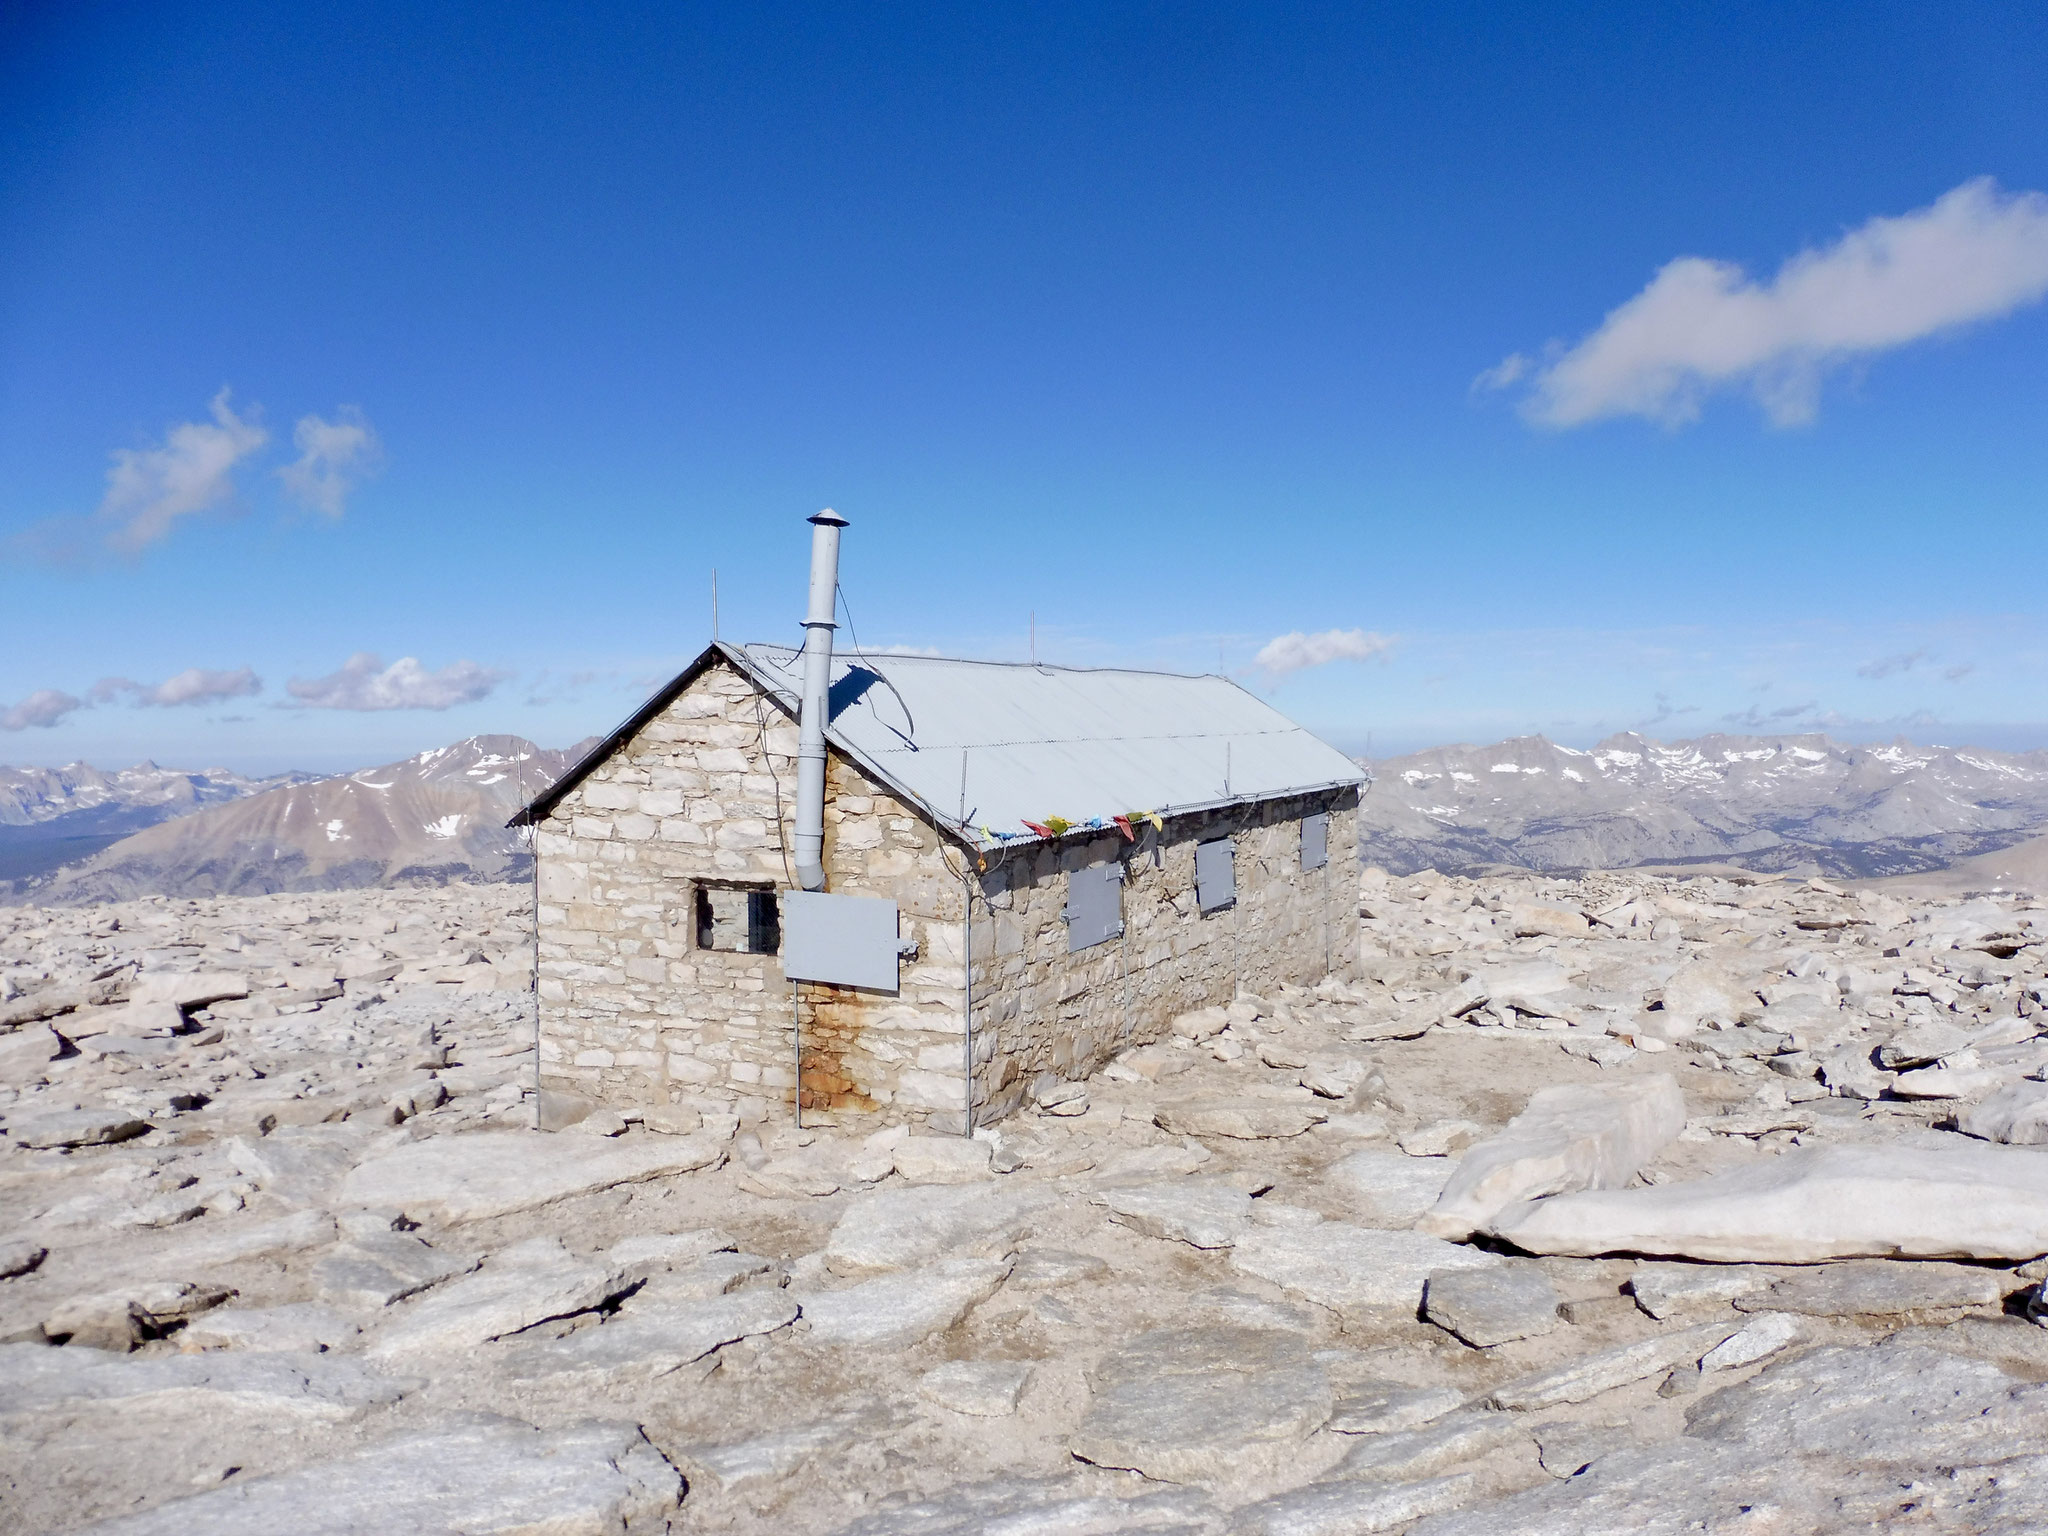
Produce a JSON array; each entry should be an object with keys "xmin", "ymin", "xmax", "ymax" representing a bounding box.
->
[
  {"xmin": 8, "ymin": 728, "xmax": 2048, "ymax": 903},
  {"xmin": 1358, "ymin": 732, "xmax": 2048, "ymax": 879},
  {"xmin": 0, "ymin": 761, "xmax": 312, "ymax": 884},
  {"xmin": 2, "ymin": 736, "xmax": 592, "ymax": 904}
]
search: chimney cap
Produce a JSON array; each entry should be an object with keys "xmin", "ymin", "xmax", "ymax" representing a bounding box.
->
[{"xmin": 808, "ymin": 508, "xmax": 849, "ymax": 528}]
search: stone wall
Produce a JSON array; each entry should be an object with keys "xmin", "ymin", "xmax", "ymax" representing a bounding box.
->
[
  {"xmin": 533, "ymin": 653, "xmax": 1357, "ymax": 1130},
  {"xmin": 533, "ymin": 657, "xmax": 969, "ymax": 1128},
  {"xmin": 965, "ymin": 791, "xmax": 1358, "ymax": 1122}
]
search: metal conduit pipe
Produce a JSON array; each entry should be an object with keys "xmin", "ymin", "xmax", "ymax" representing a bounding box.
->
[{"xmin": 793, "ymin": 508, "xmax": 847, "ymax": 892}]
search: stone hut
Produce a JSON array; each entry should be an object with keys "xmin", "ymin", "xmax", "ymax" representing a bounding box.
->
[{"xmin": 512, "ymin": 640, "xmax": 1364, "ymax": 1131}]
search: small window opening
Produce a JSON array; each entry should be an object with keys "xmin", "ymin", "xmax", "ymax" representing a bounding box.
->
[{"xmin": 695, "ymin": 885, "xmax": 781, "ymax": 954}]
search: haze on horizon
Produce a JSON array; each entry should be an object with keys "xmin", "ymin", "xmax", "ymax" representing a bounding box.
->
[{"xmin": 5, "ymin": 5, "xmax": 2048, "ymax": 777}]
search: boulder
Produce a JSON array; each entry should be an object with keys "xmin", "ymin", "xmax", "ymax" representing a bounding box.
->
[
  {"xmin": 339, "ymin": 1128, "xmax": 725, "ymax": 1222},
  {"xmin": 1511, "ymin": 903, "xmax": 1590, "ymax": 939},
  {"xmin": 1231, "ymin": 1223, "xmax": 1502, "ymax": 1312},
  {"xmin": 1656, "ymin": 960, "xmax": 1757, "ymax": 1031},
  {"xmin": 0, "ymin": 1025, "xmax": 64, "ymax": 1080},
  {"xmin": 1421, "ymin": 1075, "xmax": 1686, "ymax": 1240},
  {"xmin": 797, "ymin": 1257, "xmax": 1010, "ymax": 1347},
  {"xmin": 69, "ymin": 1418, "xmax": 681, "ymax": 1535},
  {"xmin": 1422, "ymin": 1264, "xmax": 1561, "ymax": 1348},
  {"xmin": 1960, "ymin": 1081, "xmax": 2048, "ymax": 1145},
  {"xmin": 1491, "ymin": 1143, "xmax": 2048, "ymax": 1262},
  {"xmin": 1069, "ymin": 1327, "xmax": 1339, "ymax": 1492},
  {"xmin": 0, "ymin": 1239, "xmax": 47, "ymax": 1280}
]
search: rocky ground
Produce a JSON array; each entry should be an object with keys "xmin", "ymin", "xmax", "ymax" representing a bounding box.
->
[{"xmin": 5, "ymin": 870, "xmax": 2048, "ymax": 1533}]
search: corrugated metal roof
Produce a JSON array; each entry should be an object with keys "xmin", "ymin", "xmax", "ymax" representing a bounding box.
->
[{"xmin": 726, "ymin": 643, "xmax": 1363, "ymax": 851}]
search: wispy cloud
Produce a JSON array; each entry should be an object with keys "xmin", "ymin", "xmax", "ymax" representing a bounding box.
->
[
  {"xmin": 2, "ymin": 690, "xmax": 87, "ymax": 731},
  {"xmin": 1857, "ymin": 650, "xmax": 1926, "ymax": 679},
  {"xmin": 1251, "ymin": 628, "xmax": 1394, "ymax": 681},
  {"xmin": 1481, "ymin": 179, "xmax": 2048, "ymax": 428},
  {"xmin": 286, "ymin": 652, "xmax": 506, "ymax": 711},
  {"xmin": 279, "ymin": 407, "xmax": 382, "ymax": 517},
  {"xmin": 1945, "ymin": 664, "xmax": 1974, "ymax": 683},
  {"xmin": 92, "ymin": 667, "xmax": 262, "ymax": 708},
  {"xmin": 99, "ymin": 389, "xmax": 269, "ymax": 552}
]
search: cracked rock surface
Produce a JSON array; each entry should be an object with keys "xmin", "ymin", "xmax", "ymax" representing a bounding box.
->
[{"xmin": 4, "ymin": 868, "xmax": 2048, "ymax": 1532}]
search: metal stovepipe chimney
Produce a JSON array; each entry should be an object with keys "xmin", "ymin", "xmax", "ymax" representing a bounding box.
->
[{"xmin": 792, "ymin": 509, "xmax": 846, "ymax": 891}]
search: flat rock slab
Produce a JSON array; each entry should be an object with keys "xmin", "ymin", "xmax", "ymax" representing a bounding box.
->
[
  {"xmin": 506, "ymin": 1287, "xmax": 797, "ymax": 1384},
  {"xmin": 9, "ymin": 1108, "xmax": 152, "ymax": 1149},
  {"xmin": 1331, "ymin": 1411, "xmax": 1525, "ymax": 1483},
  {"xmin": 1328, "ymin": 1382, "xmax": 1466, "ymax": 1435},
  {"xmin": 1322, "ymin": 1149, "xmax": 1456, "ymax": 1228},
  {"xmin": 339, "ymin": 1129, "xmax": 726, "ymax": 1222},
  {"xmin": 1096, "ymin": 1179, "xmax": 1254, "ymax": 1249},
  {"xmin": 825, "ymin": 1475, "xmax": 1217, "ymax": 1536},
  {"xmin": 920, "ymin": 1359, "xmax": 1033, "ymax": 1416},
  {"xmin": 0, "ymin": 1343, "xmax": 408, "ymax": 1422},
  {"xmin": 679, "ymin": 1408, "xmax": 894, "ymax": 1494},
  {"xmin": 1686, "ymin": 1342, "xmax": 2048, "ymax": 1467},
  {"xmin": 892, "ymin": 1136, "xmax": 994, "ymax": 1183},
  {"xmin": 823, "ymin": 1183, "xmax": 1057, "ymax": 1276},
  {"xmin": 180, "ymin": 1303, "xmax": 360, "ymax": 1353},
  {"xmin": 1700, "ymin": 1311, "xmax": 1802, "ymax": 1372},
  {"xmin": 1627, "ymin": 1261, "xmax": 1776, "ymax": 1319},
  {"xmin": 363, "ymin": 1253, "xmax": 629, "ymax": 1359},
  {"xmin": 1406, "ymin": 1436, "xmax": 1812, "ymax": 1536},
  {"xmin": 316, "ymin": 1233, "xmax": 478, "ymax": 1310},
  {"xmin": 1492, "ymin": 1143, "xmax": 2048, "ymax": 1262},
  {"xmin": 1485, "ymin": 1320, "xmax": 1740, "ymax": 1410},
  {"xmin": 71, "ymin": 1417, "xmax": 682, "ymax": 1535},
  {"xmin": 1230, "ymin": 1473, "xmax": 1476, "ymax": 1535},
  {"xmin": 1231, "ymin": 1223, "xmax": 1503, "ymax": 1312},
  {"xmin": 1736, "ymin": 1259, "xmax": 2011, "ymax": 1318},
  {"xmin": 798, "ymin": 1257, "xmax": 1011, "ymax": 1348},
  {"xmin": 1071, "ymin": 1326, "xmax": 1337, "ymax": 1491},
  {"xmin": 1155, "ymin": 1098, "xmax": 1329, "ymax": 1140},
  {"xmin": 1422, "ymin": 1075, "xmax": 1685, "ymax": 1241},
  {"xmin": 1423, "ymin": 1264, "xmax": 1561, "ymax": 1348}
]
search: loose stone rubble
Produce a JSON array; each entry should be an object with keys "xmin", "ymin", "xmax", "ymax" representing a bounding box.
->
[{"xmin": 4, "ymin": 866, "xmax": 2048, "ymax": 1532}]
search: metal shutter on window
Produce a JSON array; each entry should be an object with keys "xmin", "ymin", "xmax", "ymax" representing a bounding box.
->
[
  {"xmin": 1064, "ymin": 860, "xmax": 1124, "ymax": 952},
  {"xmin": 1301, "ymin": 812, "xmax": 1328, "ymax": 871},
  {"xmin": 1195, "ymin": 837, "xmax": 1235, "ymax": 912}
]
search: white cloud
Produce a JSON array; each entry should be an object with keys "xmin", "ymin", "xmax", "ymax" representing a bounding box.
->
[
  {"xmin": 1251, "ymin": 628, "xmax": 1395, "ymax": 680},
  {"xmin": 286, "ymin": 653, "xmax": 506, "ymax": 711},
  {"xmin": 1486, "ymin": 179, "xmax": 2048, "ymax": 428},
  {"xmin": 2, "ymin": 689, "xmax": 86, "ymax": 731},
  {"xmin": 99, "ymin": 389, "xmax": 269, "ymax": 552},
  {"xmin": 279, "ymin": 407, "xmax": 382, "ymax": 517},
  {"xmin": 94, "ymin": 667, "xmax": 263, "ymax": 707}
]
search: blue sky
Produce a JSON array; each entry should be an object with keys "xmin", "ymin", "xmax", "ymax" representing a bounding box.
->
[{"xmin": 5, "ymin": 3, "xmax": 2048, "ymax": 773}]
